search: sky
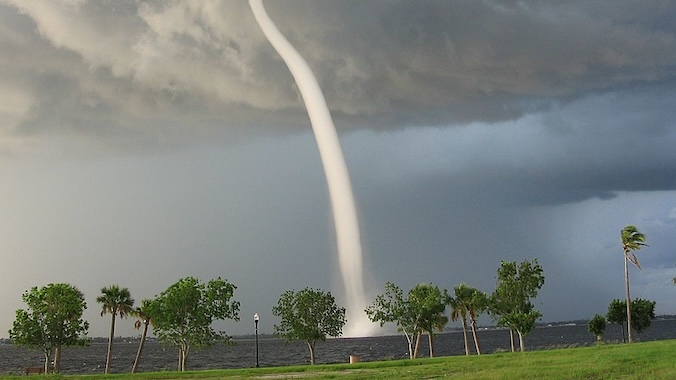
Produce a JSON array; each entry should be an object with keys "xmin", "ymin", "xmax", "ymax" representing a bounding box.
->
[{"xmin": 1, "ymin": 0, "xmax": 676, "ymax": 339}]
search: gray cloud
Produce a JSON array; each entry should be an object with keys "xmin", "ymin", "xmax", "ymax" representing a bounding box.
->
[
  {"xmin": 1, "ymin": 1, "xmax": 675, "ymax": 338},
  {"xmin": 2, "ymin": 0, "xmax": 676, "ymax": 147}
]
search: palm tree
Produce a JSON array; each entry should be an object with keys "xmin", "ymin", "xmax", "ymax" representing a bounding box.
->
[
  {"xmin": 467, "ymin": 290, "xmax": 488, "ymax": 355},
  {"xmin": 450, "ymin": 285, "xmax": 471, "ymax": 355},
  {"xmin": 620, "ymin": 225, "xmax": 647, "ymax": 343},
  {"xmin": 97, "ymin": 285, "xmax": 134, "ymax": 374},
  {"xmin": 131, "ymin": 299, "xmax": 153, "ymax": 373},
  {"xmin": 452, "ymin": 284, "xmax": 487, "ymax": 355}
]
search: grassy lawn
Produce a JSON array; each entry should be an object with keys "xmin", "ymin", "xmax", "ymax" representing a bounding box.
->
[{"xmin": 3, "ymin": 340, "xmax": 674, "ymax": 379}]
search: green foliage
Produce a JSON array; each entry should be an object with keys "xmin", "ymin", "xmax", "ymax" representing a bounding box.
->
[
  {"xmin": 628, "ymin": 299, "xmax": 656, "ymax": 333},
  {"xmin": 606, "ymin": 298, "xmax": 656, "ymax": 334},
  {"xmin": 147, "ymin": 277, "xmax": 240, "ymax": 371},
  {"xmin": 407, "ymin": 284, "xmax": 448, "ymax": 333},
  {"xmin": 366, "ymin": 282, "xmax": 448, "ymax": 359},
  {"xmin": 272, "ymin": 288, "xmax": 346, "ymax": 364},
  {"xmin": 97, "ymin": 285, "xmax": 135, "ymax": 318},
  {"xmin": 8, "ymin": 283, "xmax": 89, "ymax": 372},
  {"xmin": 606, "ymin": 299, "xmax": 626, "ymax": 325},
  {"xmin": 365, "ymin": 282, "xmax": 411, "ymax": 330},
  {"xmin": 606, "ymin": 299, "xmax": 627, "ymax": 341},
  {"xmin": 489, "ymin": 259, "xmax": 545, "ymax": 351},
  {"xmin": 587, "ymin": 314, "xmax": 607, "ymax": 341},
  {"xmin": 621, "ymin": 225, "xmax": 648, "ymax": 269},
  {"xmin": 630, "ymin": 299, "xmax": 656, "ymax": 333}
]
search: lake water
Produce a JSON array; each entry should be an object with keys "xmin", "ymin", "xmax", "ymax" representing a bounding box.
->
[{"xmin": 2, "ymin": 319, "xmax": 675, "ymax": 375}]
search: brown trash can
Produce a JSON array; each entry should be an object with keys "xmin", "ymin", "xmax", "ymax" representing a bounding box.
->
[{"xmin": 349, "ymin": 355, "xmax": 359, "ymax": 364}]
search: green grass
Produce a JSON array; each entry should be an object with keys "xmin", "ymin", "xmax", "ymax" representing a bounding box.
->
[{"xmin": 3, "ymin": 340, "xmax": 675, "ymax": 379}]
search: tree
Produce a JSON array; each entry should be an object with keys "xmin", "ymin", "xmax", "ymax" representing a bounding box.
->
[
  {"xmin": 449, "ymin": 294, "xmax": 470, "ymax": 356},
  {"xmin": 620, "ymin": 225, "xmax": 648, "ymax": 343},
  {"xmin": 147, "ymin": 277, "xmax": 240, "ymax": 371},
  {"xmin": 272, "ymin": 288, "xmax": 346, "ymax": 365},
  {"xmin": 630, "ymin": 298, "xmax": 656, "ymax": 333},
  {"xmin": 407, "ymin": 284, "xmax": 448, "ymax": 358},
  {"xmin": 451, "ymin": 284, "xmax": 488, "ymax": 355},
  {"xmin": 607, "ymin": 298, "xmax": 656, "ymax": 339},
  {"xmin": 489, "ymin": 259, "xmax": 545, "ymax": 352},
  {"xmin": 96, "ymin": 285, "xmax": 134, "ymax": 374},
  {"xmin": 131, "ymin": 299, "xmax": 153, "ymax": 373},
  {"xmin": 365, "ymin": 282, "xmax": 448, "ymax": 359},
  {"xmin": 468, "ymin": 290, "xmax": 488, "ymax": 355},
  {"xmin": 587, "ymin": 314, "xmax": 607, "ymax": 342},
  {"xmin": 366, "ymin": 282, "xmax": 422, "ymax": 359},
  {"xmin": 9, "ymin": 283, "xmax": 89, "ymax": 373},
  {"xmin": 607, "ymin": 299, "xmax": 627, "ymax": 342}
]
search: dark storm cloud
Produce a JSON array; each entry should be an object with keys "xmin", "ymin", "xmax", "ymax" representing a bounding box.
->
[
  {"xmin": 2, "ymin": 0, "xmax": 676, "ymax": 337},
  {"xmin": 260, "ymin": 0, "xmax": 676, "ymax": 125},
  {"xmin": 2, "ymin": 0, "xmax": 676, "ymax": 145}
]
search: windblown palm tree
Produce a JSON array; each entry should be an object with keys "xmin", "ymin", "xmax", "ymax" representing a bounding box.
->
[
  {"xmin": 467, "ymin": 290, "xmax": 488, "ymax": 355},
  {"xmin": 450, "ymin": 285, "xmax": 471, "ymax": 355},
  {"xmin": 131, "ymin": 299, "xmax": 153, "ymax": 373},
  {"xmin": 620, "ymin": 225, "xmax": 648, "ymax": 344},
  {"xmin": 451, "ymin": 284, "xmax": 487, "ymax": 355},
  {"xmin": 97, "ymin": 285, "xmax": 134, "ymax": 374}
]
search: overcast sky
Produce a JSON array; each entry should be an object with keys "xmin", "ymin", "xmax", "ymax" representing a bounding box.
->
[{"xmin": 1, "ymin": 0, "xmax": 676, "ymax": 339}]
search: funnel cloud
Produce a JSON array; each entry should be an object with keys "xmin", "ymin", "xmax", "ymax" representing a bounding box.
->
[{"xmin": 249, "ymin": 0, "xmax": 373, "ymax": 336}]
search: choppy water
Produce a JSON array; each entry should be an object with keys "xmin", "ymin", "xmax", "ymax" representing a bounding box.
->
[{"xmin": 2, "ymin": 319, "xmax": 675, "ymax": 375}]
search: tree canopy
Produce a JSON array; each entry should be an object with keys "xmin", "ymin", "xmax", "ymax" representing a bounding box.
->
[
  {"xmin": 587, "ymin": 314, "xmax": 607, "ymax": 342},
  {"xmin": 146, "ymin": 277, "xmax": 240, "ymax": 371},
  {"xmin": 366, "ymin": 282, "xmax": 448, "ymax": 359},
  {"xmin": 272, "ymin": 288, "xmax": 346, "ymax": 365},
  {"xmin": 489, "ymin": 259, "xmax": 545, "ymax": 352},
  {"xmin": 607, "ymin": 298, "xmax": 656, "ymax": 338},
  {"xmin": 9, "ymin": 283, "xmax": 89, "ymax": 373}
]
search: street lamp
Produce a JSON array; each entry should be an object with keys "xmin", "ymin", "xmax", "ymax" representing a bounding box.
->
[{"xmin": 253, "ymin": 313, "xmax": 260, "ymax": 368}]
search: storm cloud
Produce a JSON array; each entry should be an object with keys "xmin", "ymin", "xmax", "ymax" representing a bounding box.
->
[{"xmin": 1, "ymin": 1, "xmax": 675, "ymax": 337}]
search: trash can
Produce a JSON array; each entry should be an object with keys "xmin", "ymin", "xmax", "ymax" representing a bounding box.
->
[{"xmin": 349, "ymin": 355, "xmax": 359, "ymax": 364}]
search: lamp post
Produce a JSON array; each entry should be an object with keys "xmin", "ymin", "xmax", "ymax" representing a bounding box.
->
[{"xmin": 253, "ymin": 313, "xmax": 260, "ymax": 368}]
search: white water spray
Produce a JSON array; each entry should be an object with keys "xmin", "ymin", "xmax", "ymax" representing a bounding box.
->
[{"xmin": 249, "ymin": 0, "xmax": 373, "ymax": 336}]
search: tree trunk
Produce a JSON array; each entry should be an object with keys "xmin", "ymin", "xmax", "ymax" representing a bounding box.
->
[
  {"xmin": 460, "ymin": 317, "xmax": 470, "ymax": 355},
  {"xmin": 131, "ymin": 322, "xmax": 149, "ymax": 373},
  {"xmin": 404, "ymin": 332, "xmax": 415, "ymax": 359},
  {"xmin": 518, "ymin": 331, "xmax": 525, "ymax": 352},
  {"xmin": 53, "ymin": 345, "xmax": 61, "ymax": 373},
  {"xmin": 509, "ymin": 329, "xmax": 515, "ymax": 352},
  {"xmin": 307, "ymin": 341, "xmax": 316, "ymax": 365},
  {"xmin": 177, "ymin": 346, "xmax": 184, "ymax": 371},
  {"xmin": 427, "ymin": 332, "xmax": 434, "ymax": 358},
  {"xmin": 624, "ymin": 256, "xmax": 633, "ymax": 343},
  {"xmin": 105, "ymin": 313, "xmax": 116, "ymax": 374},
  {"xmin": 179, "ymin": 343, "xmax": 190, "ymax": 371},
  {"xmin": 470, "ymin": 317, "xmax": 482, "ymax": 355},
  {"xmin": 43, "ymin": 350, "xmax": 51, "ymax": 374},
  {"xmin": 413, "ymin": 333, "xmax": 422, "ymax": 358}
]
